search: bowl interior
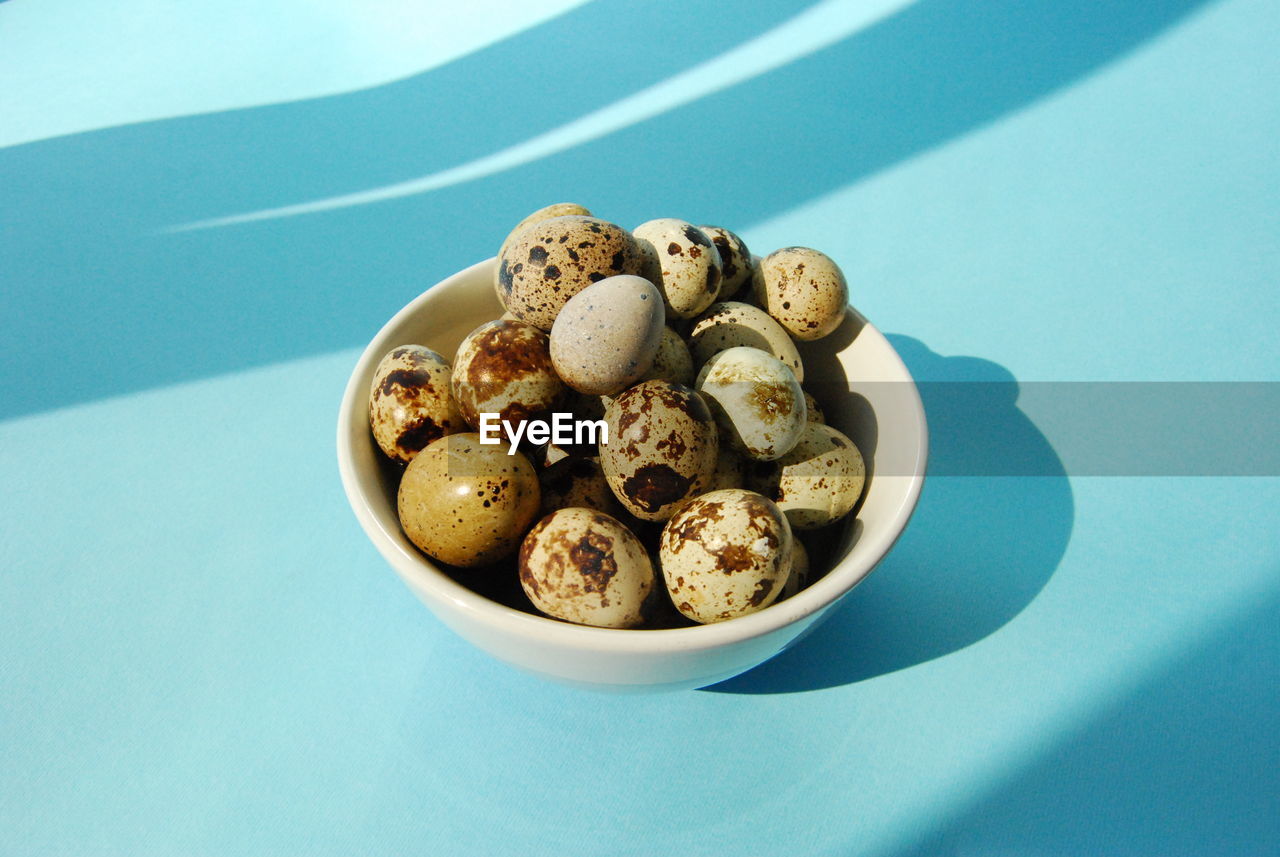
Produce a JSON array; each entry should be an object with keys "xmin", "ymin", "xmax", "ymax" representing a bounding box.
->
[{"xmin": 338, "ymin": 258, "xmax": 927, "ymax": 648}]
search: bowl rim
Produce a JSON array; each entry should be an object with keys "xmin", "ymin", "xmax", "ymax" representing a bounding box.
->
[{"xmin": 337, "ymin": 257, "xmax": 928, "ymax": 655}]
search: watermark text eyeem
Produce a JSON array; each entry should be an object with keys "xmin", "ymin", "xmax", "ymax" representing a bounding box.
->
[{"xmin": 478, "ymin": 412, "xmax": 608, "ymax": 455}]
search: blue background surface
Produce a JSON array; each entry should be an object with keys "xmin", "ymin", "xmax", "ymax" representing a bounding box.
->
[{"xmin": 2, "ymin": 1, "xmax": 1277, "ymax": 854}]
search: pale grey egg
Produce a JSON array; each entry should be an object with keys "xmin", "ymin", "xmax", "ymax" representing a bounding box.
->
[
  {"xmin": 752, "ymin": 247, "xmax": 848, "ymax": 341},
  {"xmin": 632, "ymin": 218, "xmax": 722, "ymax": 319},
  {"xmin": 696, "ymin": 346, "xmax": 806, "ymax": 461},
  {"xmin": 549, "ymin": 275, "xmax": 664, "ymax": 396},
  {"xmin": 689, "ymin": 301, "xmax": 805, "ymax": 382}
]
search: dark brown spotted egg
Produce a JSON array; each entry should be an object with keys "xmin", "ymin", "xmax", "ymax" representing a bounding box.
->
[
  {"xmin": 539, "ymin": 456, "xmax": 623, "ymax": 518},
  {"xmin": 632, "ymin": 218, "xmax": 722, "ymax": 319},
  {"xmin": 451, "ymin": 319, "xmax": 565, "ymax": 430},
  {"xmin": 494, "ymin": 203, "xmax": 592, "ymax": 303},
  {"xmin": 600, "ymin": 380, "xmax": 718, "ymax": 522},
  {"xmin": 748, "ymin": 423, "xmax": 866, "ymax": 530},
  {"xmin": 519, "ymin": 508, "xmax": 656, "ymax": 628},
  {"xmin": 368, "ymin": 345, "xmax": 464, "ymax": 463},
  {"xmin": 659, "ymin": 489, "xmax": 793, "ymax": 624},
  {"xmin": 752, "ymin": 247, "xmax": 848, "ymax": 341},
  {"xmin": 696, "ymin": 346, "xmax": 806, "ymax": 461},
  {"xmin": 497, "ymin": 215, "xmax": 644, "ymax": 330},
  {"xmin": 698, "ymin": 225, "xmax": 753, "ymax": 299},
  {"xmin": 397, "ymin": 433, "xmax": 541, "ymax": 567}
]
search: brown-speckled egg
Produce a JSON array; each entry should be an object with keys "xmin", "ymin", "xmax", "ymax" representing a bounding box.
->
[
  {"xmin": 636, "ymin": 325, "xmax": 695, "ymax": 387},
  {"xmin": 802, "ymin": 391, "xmax": 825, "ymax": 424},
  {"xmin": 779, "ymin": 538, "xmax": 811, "ymax": 599},
  {"xmin": 696, "ymin": 346, "xmax": 806, "ymax": 461},
  {"xmin": 550, "ymin": 275, "xmax": 664, "ymax": 395},
  {"xmin": 698, "ymin": 225, "xmax": 752, "ymax": 298},
  {"xmin": 495, "ymin": 203, "xmax": 593, "ymax": 303},
  {"xmin": 659, "ymin": 489, "xmax": 793, "ymax": 623},
  {"xmin": 752, "ymin": 247, "xmax": 848, "ymax": 341},
  {"xmin": 368, "ymin": 345, "xmax": 464, "ymax": 463},
  {"xmin": 600, "ymin": 380, "xmax": 718, "ymax": 522},
  {"xmin": 398, "ymin": 433, "xmax": 541, "ymax": 567},
  {"xmin": 748, "ymin": 423, "xmax": 865, "ymax": 530},
  {"xmin": 706, "ymin": 443, "xmax": 747, "ymax": 492},
  {"xmin": 451, "ymin": 319, "xmax": 565, "ymax": 430},
  {"xmin": 497, "ymin": 215, "xmax": 644, "ymax": 330},
  {"xmin": 539, "ymin": 456, "xmax": 623, "ymax": 518},
  {"xmin": 632, "ymin": 218, "xmax": 722, "ymax": 319},
  {"xmin": 689, "ymin": 301, "xmax": 805, "ymax": 382},
  {"xmin": 519, "ymin": 508, "xmax": 655, "ymax": 628}
]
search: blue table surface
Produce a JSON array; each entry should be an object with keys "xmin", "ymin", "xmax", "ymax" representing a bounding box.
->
[{"xmin": 2, "ymin": 1, "xmax": 1277, "ymax": 854}]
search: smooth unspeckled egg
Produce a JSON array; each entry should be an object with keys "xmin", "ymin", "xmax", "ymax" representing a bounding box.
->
[
  {"xmin": 497, "ymin": 216, "xmax": 644, "ymax": 330},
  {"xmin": 539, "ymin": 456, "xmax": 622, "ymax": 518},
  {"xmin": 637, "ymin": 326, "xmax": 695, "ymax": 387},
  {"xmin": 696, "ymin": 346, "xmax": 806, "ymax": 461},
  {"xmin": 451, "ymin": 319, "xmax": 565, "ymax": 429},
  {"xmin": 368, "ymin": 345, "xmax": 464, "ymax": 464},
  {"xmin": 600, "ymin": 380, "xmax": 718, "ymax": 522},
  {"xmin": 698, "ymin": 225, "xmax": 752, "ymax": 299},
  {"xmin": 659, "ymin": 489, "xmax": 793, "ymax": 623},
  {"xmin": 550, "ymin": 275, "xmax": 664, "ymax": 396},
  {"xmin": 779, "ymin": 538, "xmax": 811, "ymax": 600},
  {"xmin": 632, "ymin": 218, "xmax": 722, "ymax": 319},
  {"xmin": 519, "ymin": 508, "xmax": 656, "ymax": 628},
  {"xmin": 398, "ymin": 433, "xmax": 541, "ymax": 567},
  {"xmin": 689, "ymin": 301, "xmax": 805, "ymax": 382},
  {"xmin": 752, "ymin": 247, "xmax": 848, "ymax": 341},
  {"xmin": 748, "ymin": 423, "xmax": 865, "ymax": 530}
]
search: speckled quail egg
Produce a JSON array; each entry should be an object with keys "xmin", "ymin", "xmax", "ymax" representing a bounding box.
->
[
  {"xmin": 696, "ymin": 346, "xmax": 806, "ymax": 461},
  {"xmin": 659, "ymin": 489, "xmax": 793, "ymax": 623},
  {"xmin": 689, "ymin": 301, "xmax": 805, "ymax": 382},
  {"xmin": 698, "ymin": 225, "xmax": 752, "ymax": 299},
  {"xmin": 519, "ymin": 508, "xmax": 656, "ymax": 628},
  {"xmin": 752, "ymin": 247, "xmax": 848, "ymax": 341},
  {"xmin": 550, "ymin": 275, "xmax": 664, "ymax": 395},
  {"xmin": 748, "ymin": 423, "xmax": 866, "ymax": 530},
  {"xmin": 495, "ymin": 204, "xmax": 593, "ymax": 303},
  {"xmin": 368, "ymin": 345, "xmax": 464, "ymax": 463},
  {"xmin": 600, "ymin": 380, "xmax": 718, "ymax": 522},
  {"xmin": 497, "ymin": 216, "xmax": 644, "ymax": 330},
  {"xmin": 539, "ymin": 456, "xmax": 623, "ymax": 518},
  {"xmin": 451, "ymin": 319, "xmax": 565, "ymax": 430},
  {"xmin": 636, "ymin": 326, "xmax": 695, "ymax": 387},
  {"xmin": 706, "ymin": 443, "xmax": 747, "ymax": 492},
  {"xmin": 632, "ymin": 218, "xmax": 722, "ymax": 319},
  {"xmin": 802, "ymin": 391, "xmax": 825, "ymax": 424},
  {"xmin": 398, "ymin": 433, "xmax": 541, "ymax": 567},
  {"xmin": 779, "ymin": 538, "xmax": 811, "ymax": 600}
]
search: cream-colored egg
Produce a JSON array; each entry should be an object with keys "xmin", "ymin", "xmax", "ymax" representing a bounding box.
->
[
  {"xmin": 600, "ymin": 380, "xmax": 718, "ymax": 521},
  {"xmin": 451, "ymin": 319, "xmax": 565, "ymax": 430},
  {"xmin": 632, "ymin": 218, "xmax": 722, "ymax": 319},
  {"xmin": 696, "ymin": 346, "xmax": 806, "ymax": 461},
  {"xmin": 495, "ymin": 204, "xmax": 593, "ymax": 303},
  {"xmin": 518, "ymin": 508, "xmax": 655, "ymax": 628},
  {"xmin": 752, "ymin": 247, "xmax": 848, "ymax": 341},
  {"xmin": 497, "ymin": 216, "xmax": 644, "ymax": 330},
  {"xmin": 659, "ymin": 489, "xmax": 792, "ymax": 623},
  {"xmin": 368, "ymin": 345, "xmax": 464, "ymax": 463},
  {"xmin": 689, "ymin": 301, "xmax": 805, "ymax": 382},
  {"xmin": 706, "ymin": 443, "xmax": 746, "ymax": 493},
  {"xmin": 636, "ymin": 326, "xmax": 695, "ymax": 387},
  {"xmin": 539, "ymin": 456, "xmax": 623, "ymax": 518},
  {"xmin": 748, "ymin": 423, "xmax": 865, "ymax": 530},
  {"xmin": 779, "ymin": 538, "xmax": 811, "ymax": 600},
  {"xmin": 698, "ymin": 225, "xmax": 752, "ymax": 299},
  {"xmin": 397, "ymin": 433, "xmax": 541, "ymax": 567},
  {"xmin": 550, "ymin": 275, "xmax": 664, "ymax": 395}
]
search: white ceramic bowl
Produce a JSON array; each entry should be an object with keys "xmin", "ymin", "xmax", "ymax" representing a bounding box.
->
[{"xmin": 337, "ymin": 259, "xmax": 927, "ymax": 691}]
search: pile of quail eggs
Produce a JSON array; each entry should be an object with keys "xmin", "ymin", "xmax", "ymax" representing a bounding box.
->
[{"xmin": 368, "ymin": 204, "xmax": 866, "ymax": 629}]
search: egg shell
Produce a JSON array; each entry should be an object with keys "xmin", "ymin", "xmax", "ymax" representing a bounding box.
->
[
  {"xmin": 747, "ymin": 422, "xmax": 866, "ymax": 530},
  {"xmin": 397, "ymin": 433, "xmax": 541, "ymax": 567},
  {"xmin": 706, "ymin": 443, "xmax": 747, "ymax": 493},
  {"xmin": 600, "ymin": 380, "xmax": 719, "ymax": 522},
  {"xmin": 495, "ymin": 203, "xmax": 593, "ymax": 303},
  {"xmin": 752, "ymin": 247, "xmax": 849, "ymax": 341},
  {"xmin": 636, "ymin": 325, "xmax": 695, "ymax": 387},
  {"xmin": 802, "ymin": 390, "xmax": 825, "ymax": 424},
  {"xmin": 659, "ymin": 489, "xmax": 793, "ymax": 623},
  {"xmin": 549, "ymin": 275, "xmax": 665, "ymax": 395},
  {"xmin": 539, "ymin": 456, "xmax": 623, "ymax": 518},
  {"xmin": 368, "ymin": 345, "xmax": 464, "ymax": 464},
  {"xmin": 632, "ymin": 218, "xmax": 722, "ymax": 319},
  {"xmin": 497, "ymin": 216, "xmax": 644, "ymax": 330},
  {"xmin": 698, "ymin": 225, "xmax": 752, "ymax": 298},
  {"xmin": 689, "ymin": 301, "xmax": 805, "ymax": 382},
  {"xmin": 451, "ymin": 319, "xmax": 566, "ymax": 430},
  {"xmin": 518, "ymin": 508, "xmax": 656, "ymax": 628},
  {"xmin": 696, "ymin": 346, "xmax": 807, "ymax": 461},
  {"xmin": 779, "ymin": 538, "xmax": 811, "ymax": 600}
]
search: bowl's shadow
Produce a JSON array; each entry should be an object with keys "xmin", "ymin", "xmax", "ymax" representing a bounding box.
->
[{"xmin": 707, "ymin": 335, "xmax": 1074, "ymax": 693}]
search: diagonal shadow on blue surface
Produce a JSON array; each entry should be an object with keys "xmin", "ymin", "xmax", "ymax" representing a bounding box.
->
[
  {"xmin": 890, "ymin": 590, "xmax": 1280, "ymax": 857},
  {"xmin": 0, "ymin": 0, "xmax": 1213, "ymax": 420},
  {"xmin": 708, "ymin": 337, "xmax": 1075, "ymax": 693}
]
